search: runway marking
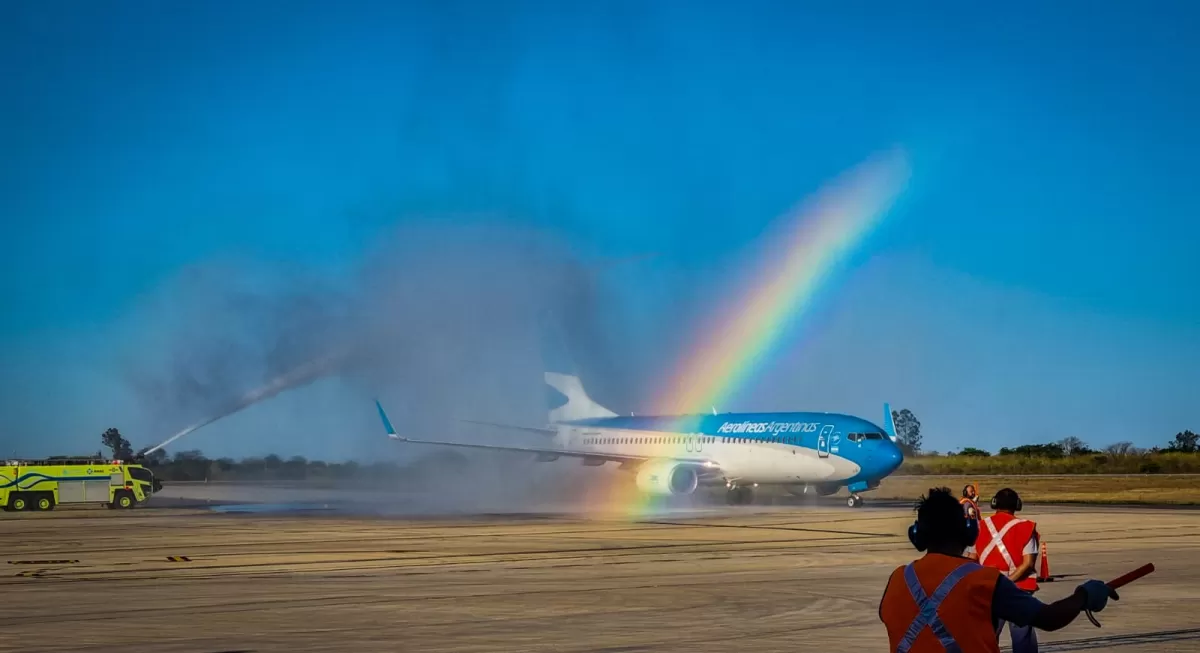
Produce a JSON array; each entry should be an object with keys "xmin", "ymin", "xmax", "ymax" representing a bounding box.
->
[
  {"xmin": 165, "ymin": 556, "xmax": 192, "ymax": 562},
  {"xmin": 15, "ymin": 569, "xmax": 48, "ymax": 578},
  {"xmin": 0, "ymin": 533, "xmax": 892, "ymax": 582},
  {"xmin": 8, "ymin": 559, "xmax": 79, "ymax": 565},
  {"xmin": 0, "ymin": 534, "xmax": 913, "ymax": 589},
  {"xmin": 1041, "ymin": 627, "xmax": 1200, "ymax": 651},
  {"xmin": 10, "ymin": 524, "xmax": 775, "ymax": 555},
  {"xmin": 641, "ymin": 520, "xmax": 897, "ymax": 538},
  {"xmin": 7, "ymin": 572, "xmax": 872, "ymax": 629}
]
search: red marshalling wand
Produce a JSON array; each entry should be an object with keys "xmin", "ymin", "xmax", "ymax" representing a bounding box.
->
[{"xmin": 1085, "ymin": 563, "xmax": 1155, "ymax": 627}]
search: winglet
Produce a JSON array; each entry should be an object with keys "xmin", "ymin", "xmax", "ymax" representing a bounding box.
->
[
  {"xmin": 883, "ymin": 402, "xmax": 898, "ymax": 442},
  {"xmin": 376, "ymin": 399, "xmax": 401, "ymax": 440}
]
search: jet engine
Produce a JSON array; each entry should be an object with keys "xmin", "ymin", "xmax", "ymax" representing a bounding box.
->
[{"xmin": 635, "ymin": 460, "xmax": 700, "ymax": 496}]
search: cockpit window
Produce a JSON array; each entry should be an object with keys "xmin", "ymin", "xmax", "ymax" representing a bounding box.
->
[
  {"xmin": 848, "ymin": 433, "xmax": 863, "ymax": 442},
  {"xmin": 863, "ymin": 432, "xmax": 884, "ymax": 440}
]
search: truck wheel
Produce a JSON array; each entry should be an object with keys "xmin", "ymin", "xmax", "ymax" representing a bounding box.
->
[
  {"xmin": 12, "ymin": 495, "xmax": 29, "ymax": 511},
  {"xmin": 36, "ymin": 495, "xmax": 55, "ymax": 511},
  {"xmin": 114, "ymin": 492, "xmax": 135, "ymax": 509}
]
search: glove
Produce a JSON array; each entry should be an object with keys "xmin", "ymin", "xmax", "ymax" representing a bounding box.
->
[{"xmin": 1075, "ymin": 580, "xmax": 1120, "ymax": 613}]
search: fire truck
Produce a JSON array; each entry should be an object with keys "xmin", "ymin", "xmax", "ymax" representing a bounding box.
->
[{"xmin": 0, "ymin": 458, "xmax": 162, "ymax": 512}]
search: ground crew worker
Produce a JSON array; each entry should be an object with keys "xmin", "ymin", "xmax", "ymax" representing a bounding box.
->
[
  {"xmin": 960, "ymin": 484, "xmax": 980, "ymax": 520},
  {"xmin": 968, "ymin": 488, "xmax": 1040, "ymax": 652},
  {"xmin": 880, "ymin": 487, "xmax": 1117, "ymax": 653}
]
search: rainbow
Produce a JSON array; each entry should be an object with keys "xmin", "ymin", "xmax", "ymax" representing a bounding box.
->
[
  {"xmin": 580, "ymin": 148, "xmax": 910, "ymax": 519},
  {"xmin": 656, "ymin": 148, "xmax": 911, "ymax": 415}
]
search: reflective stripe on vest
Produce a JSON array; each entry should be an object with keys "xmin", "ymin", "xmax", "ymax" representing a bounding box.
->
[
  {"xmin": 897, "ymin": 561, "xmax": 981, "ymax": 653},
  {"xmin": 980, "ymin": 516, "xmax": 1025, "ymax": 573}
]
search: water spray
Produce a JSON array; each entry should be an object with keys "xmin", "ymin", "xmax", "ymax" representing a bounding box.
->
[{"xmin": 137, "ymin": 348, "xmax": 350, "ymax": 457}]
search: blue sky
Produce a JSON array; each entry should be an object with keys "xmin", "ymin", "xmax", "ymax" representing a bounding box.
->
[{"xmin": 2, "ymin": 1, "xmax": 1197, "ymax": 460}]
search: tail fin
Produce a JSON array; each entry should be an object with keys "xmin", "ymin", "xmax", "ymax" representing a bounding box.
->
[
  {"xmin": 537, "ymin": 309, "xmax": 616, "ymax": 424},
  {"xmin": 883, "ymin": 402, "xmax": 898, "ymax": 442},
  {"xmin": 544, "ymin": 372, "xmax": 617, "ymax": 423}
]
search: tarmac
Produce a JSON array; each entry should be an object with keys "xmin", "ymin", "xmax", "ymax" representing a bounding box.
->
[{"xmin": 3, "ymin": 494, "xmax": 1198, "ymax": 652}]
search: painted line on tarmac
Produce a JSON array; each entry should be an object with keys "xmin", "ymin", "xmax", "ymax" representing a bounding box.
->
[
  {"xmin": 641, "ymin": 520, "xmax": 896, "ymax": 538},
  {"xmin": 1041, "ymin": 627, "xmax": 1200, "ymax": 651}
]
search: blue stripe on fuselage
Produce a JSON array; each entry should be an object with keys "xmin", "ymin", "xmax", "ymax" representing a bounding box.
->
[{"xmin": 560, "ymin": 412, "xmax": 888, "ymax": 438}]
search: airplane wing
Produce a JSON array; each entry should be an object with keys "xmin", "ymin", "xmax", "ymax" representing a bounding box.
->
[
  {"xmin": 376, "ymin": 401, "xmax": 719, "ymax": 469},
  {"xmin": 458, "ymin": 419, "xmax": 558, "ymax": 437}
]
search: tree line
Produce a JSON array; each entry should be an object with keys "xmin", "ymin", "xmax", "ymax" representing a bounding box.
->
[
  {"xmin": 887, "ymin": 408, "xmax": 1198, "ymax": 457},
  {"xmin": 88, "ymin": 414, "xmax": 1199, "ymax": 482},
  {"xmin": 887, "ymin": 409, "xmax": 1199, "ymax": 474},
  {"xmin": 92, "ymin": 429, "xmax": 473, "ymax": 483}
]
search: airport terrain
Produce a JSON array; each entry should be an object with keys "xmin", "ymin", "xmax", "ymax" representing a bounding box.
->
[
  {"xmin": 151, "ymin": 473, "xmax": 1200, "ymax": 508},
  {"xmin": 876, "ymin": 474, "xmax": 1200, "ymax": 505},
  {"xmin": 3, "ymin": 494, "xmax": 1198, "ymax": 652}
]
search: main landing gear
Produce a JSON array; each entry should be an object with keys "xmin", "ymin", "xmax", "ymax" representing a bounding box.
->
[
  {"xmin": 846, "ymin": 494, "xmax": 865, "ymax": 508},
  {"xmin": 726, "ymin": 484, "xmax": 755, "ymax": 505}
]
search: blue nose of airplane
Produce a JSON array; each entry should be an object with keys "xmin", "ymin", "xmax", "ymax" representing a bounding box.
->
[{"xmin": 874, "ymin": 442, "xmax": 904, "ymax": 476}]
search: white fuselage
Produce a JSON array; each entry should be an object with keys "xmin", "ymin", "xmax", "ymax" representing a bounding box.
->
[{"xmin": 554, "ymin": 425, "xmax": 861, "ymax": 485}]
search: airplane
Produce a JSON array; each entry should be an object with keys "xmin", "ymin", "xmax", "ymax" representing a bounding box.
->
[{"xmin": 375, "ymin": 371, "xmax": 905, "ymax": 508}]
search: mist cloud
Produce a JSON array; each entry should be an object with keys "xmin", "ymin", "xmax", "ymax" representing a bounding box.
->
[{"xmin": 119, "ymin": 218, "xmax": 637, "ymax": 461}]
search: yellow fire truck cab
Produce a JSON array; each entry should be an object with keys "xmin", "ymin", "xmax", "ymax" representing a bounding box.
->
[{"xmin": 1, "ymin": 458, "xmax": 163, "ymax": 512}]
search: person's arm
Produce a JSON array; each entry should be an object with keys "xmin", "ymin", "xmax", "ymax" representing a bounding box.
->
[
  {"xmin": 1029, "ymin": 588, "xmax": 1089, "ymax": 631},
  {"xmin": 992, "ymin": 575, "xmax": 1118, "ymax": 632},
  {"xmin": 992, "ymin": 574, "xmax": 1051, "ymax": 628},
  {"xmin": 1007, "ymin": 533, "xmax": 1038, "ymax": 582},
  {"xmin": 1009, "ymin": 553, "xmax": 1036, "ymax": 582}
]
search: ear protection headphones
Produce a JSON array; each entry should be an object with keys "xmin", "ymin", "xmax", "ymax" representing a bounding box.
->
[
  {"xmin": 907, "ymin": 513, "xmax": 979, "ymax": 552},
  {"xmin": 990, "ymin": 488, "xmax": 1023, "ymax": 512}
]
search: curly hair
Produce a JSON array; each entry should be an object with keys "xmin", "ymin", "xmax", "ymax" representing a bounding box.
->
[{"xmin": 914, "ymin": 486, "xmax": 970, "ymax": 550}]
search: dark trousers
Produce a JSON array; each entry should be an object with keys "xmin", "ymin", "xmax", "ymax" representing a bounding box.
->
[
  {"xmin": 1007, "ymin": 620, "xmax": 1038, "ymax": 652},
  {"xmin": 999, "ymin": 588, "xmax": 1039, "ymax": 653}
]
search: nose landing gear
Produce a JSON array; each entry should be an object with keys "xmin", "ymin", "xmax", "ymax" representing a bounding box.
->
[{"xmin": 847, "ymin": 494, "xmax": 864, "ymax": 508}]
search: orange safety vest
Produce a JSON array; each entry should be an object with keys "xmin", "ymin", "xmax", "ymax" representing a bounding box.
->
[
  {"xmin": 975, "ymin": 512, "xmax": 1039, "ymax": 592},
  {"xmin": 880, "ymin": 553, "xmax": 1003, "ymax": 653},
  {"xmin": 959, "ymin": 497, "xmax": 980, "ymax": 519}
]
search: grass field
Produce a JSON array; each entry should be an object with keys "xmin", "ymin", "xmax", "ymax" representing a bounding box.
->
[
  {"xmin": 900, "ymin": 452, "xmax": 1200, "ymax": 475},
  {"xmin": 873, "ymin": 474, "xmax": 1200, "ymax": 505}
]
